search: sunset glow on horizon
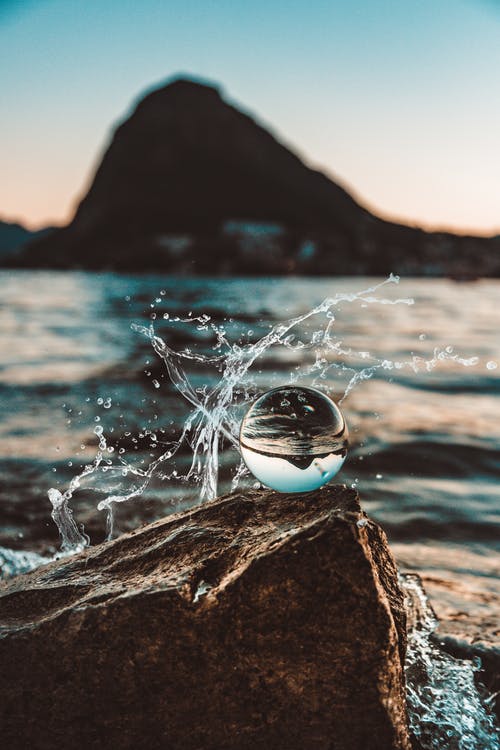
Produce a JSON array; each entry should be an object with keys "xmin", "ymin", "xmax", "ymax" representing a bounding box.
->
[{"xmin": 2, "ymin": 0, "xmax": 500, "ymax": 236}]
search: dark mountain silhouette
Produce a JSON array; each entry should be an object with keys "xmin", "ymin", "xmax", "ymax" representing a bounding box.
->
[
  {"xmin": 14, "ymin": 77, "xmax": 500, "ymax": 275},
  {"xmin": 0, "ymin": 219, "xmax": 53, "ymax": 259}
]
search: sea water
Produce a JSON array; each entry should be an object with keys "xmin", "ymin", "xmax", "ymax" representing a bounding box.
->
[
  {"xmin": 42, "ymin": 274, "xmax": 480, "ymax": 544},
  {"xmin": 0, "ymin": 272, "xmax": 498, "ymax": 747},
  {"xmin": 402, "ymin": 574, "xmax": 499, "ymax": 749}
]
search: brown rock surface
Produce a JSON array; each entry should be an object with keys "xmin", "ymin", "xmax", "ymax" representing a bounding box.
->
[{"xmin": 0, "ymin": 486, "xmax": 410, "ymax": 750}]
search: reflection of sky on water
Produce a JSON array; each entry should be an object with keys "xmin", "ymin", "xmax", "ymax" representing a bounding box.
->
[
  {"xmin": 0, "ymin": 272, "xmax": 127, "ymax": 382},
  {"xmin": 0, "ymin": 272, "xmax": 498, "ymax": 550}
]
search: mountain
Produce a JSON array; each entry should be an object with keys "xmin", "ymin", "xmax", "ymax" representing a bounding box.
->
[
  {"xmin": 14, "ymin": 77, "xmax": 500, "ymax": 275},
  {"xmin": 0, "ymin": 219, "xmax": 54, "ymax": 260}
]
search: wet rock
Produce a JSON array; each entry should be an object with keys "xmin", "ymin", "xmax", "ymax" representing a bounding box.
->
[{"xmin": 0, "ymin": 486, "xmax": 410, "ymax": 750}]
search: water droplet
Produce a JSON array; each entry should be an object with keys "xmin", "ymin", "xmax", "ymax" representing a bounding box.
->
[
  {"xmin": 152, "ymin": 379, "xmax": 160, "ymax": 389},
  {"xmin": 97, "ymin": 397, "xmax": 104, "ymax": 405},
  {"xmin": 376, "ymin": 473, "xmax": 383, "ymax": 480},
  {"xmin": 94, "ymin": 416, "xmax": 100, "ymax": 422},
  {"xmin": 240, "ymin": 386, "xmax": 348, "ymax": 493},
  {"xmin": 419, "ymin": 333, "xmax": 426, "ymax": 341},
  {"xmin": 103, "ymin": 399, "xmax": 112, "ymax": 409},
  {"xmin": 163, "ymin": 313, "xmax": 169, "ymax": 320},
  {"xmin": 486, "ymin": 360, "xmax": 497, "ymax": 370}
]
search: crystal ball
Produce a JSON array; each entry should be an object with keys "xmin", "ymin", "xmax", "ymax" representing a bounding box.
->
[{"xmin": 239, "ymin": 385, "xmax": 348, "ymax": 493}]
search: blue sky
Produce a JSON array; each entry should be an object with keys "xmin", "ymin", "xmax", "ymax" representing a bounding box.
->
[{"xmin": 1, "ymin": 0, "xmax": 499, "ymax": 234}]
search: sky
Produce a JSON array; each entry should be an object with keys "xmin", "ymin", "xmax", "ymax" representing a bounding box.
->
[{"xmin": 1, "ymin": 0, "xmax": 500, "ymax": 235}]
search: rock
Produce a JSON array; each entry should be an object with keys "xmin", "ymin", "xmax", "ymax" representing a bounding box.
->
[{"xmin": 0, "ymin": 485, "xmax": 411, "ymax": 750}]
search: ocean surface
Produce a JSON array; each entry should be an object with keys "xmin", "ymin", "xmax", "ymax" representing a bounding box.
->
[
  {"xmin": 1, "ymin": 271, "xmax": 498, "ymax": 548},
  {"xmin": 1, "ymin": 270, "xmax": 499, "ymax": 744},
  {"xmin": 0, "ymin": 274, "xmax": 497, "ymax": 561}
]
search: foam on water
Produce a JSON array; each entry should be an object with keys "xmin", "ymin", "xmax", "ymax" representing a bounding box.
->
[
  {"xmin": 0, "ymin": 547, "xmax": 49, "ymax": 579},
  {"xmin": 401, "ymin": 573, "xmax": 499, "ymax": 749}
]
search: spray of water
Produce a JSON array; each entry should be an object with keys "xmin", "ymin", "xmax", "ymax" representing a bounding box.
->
[
  {"xmin": 401, "ymin": 573, "xmax": 499, "ymax": 750},
  {"xmin": 47, "ymin": 274, "xmax": 480, "ymax": 549},
  {"xmin": 0, "ymin": 547, "xmax": 49, "ymax": 579}
]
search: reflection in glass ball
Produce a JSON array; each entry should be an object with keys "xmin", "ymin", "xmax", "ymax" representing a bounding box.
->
[{"xmin": 239, "ymin": 386, "xmax": 348, "ymax": 493}]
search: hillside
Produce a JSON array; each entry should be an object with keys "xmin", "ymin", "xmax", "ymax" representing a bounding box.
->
[{"xmin": 15, "ymin": 78, "xmax": 500, "ymax": 276}]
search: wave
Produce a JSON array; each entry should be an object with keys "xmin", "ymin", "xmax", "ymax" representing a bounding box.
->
[
  {"xmin": 0, "ymin": 546, "xmax": 49, "ymax": 580},
  {"xmin": 353, "ymin": 440, "xmax": 500, "ymax": 479}
]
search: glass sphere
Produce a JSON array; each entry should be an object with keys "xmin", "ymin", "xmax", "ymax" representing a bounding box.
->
[{"xmin": 239, "ymin": 385, "xmax": 348, "ymax": 493}]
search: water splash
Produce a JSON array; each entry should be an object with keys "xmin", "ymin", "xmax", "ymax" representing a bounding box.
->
[
  {"xmin": 0, "ymin": 547, "xmax": 49, "ymax": 579},
  {"xmin": 48, "ymin": 275, "xmax": 480, "ymax": 552},
  {"xmin": 47, "ymin": 425, "xmax": 108, "ymax": 551},
  {"xmin": 401, "ymin": 573, "xmax": 499, "ymax": 749}
]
